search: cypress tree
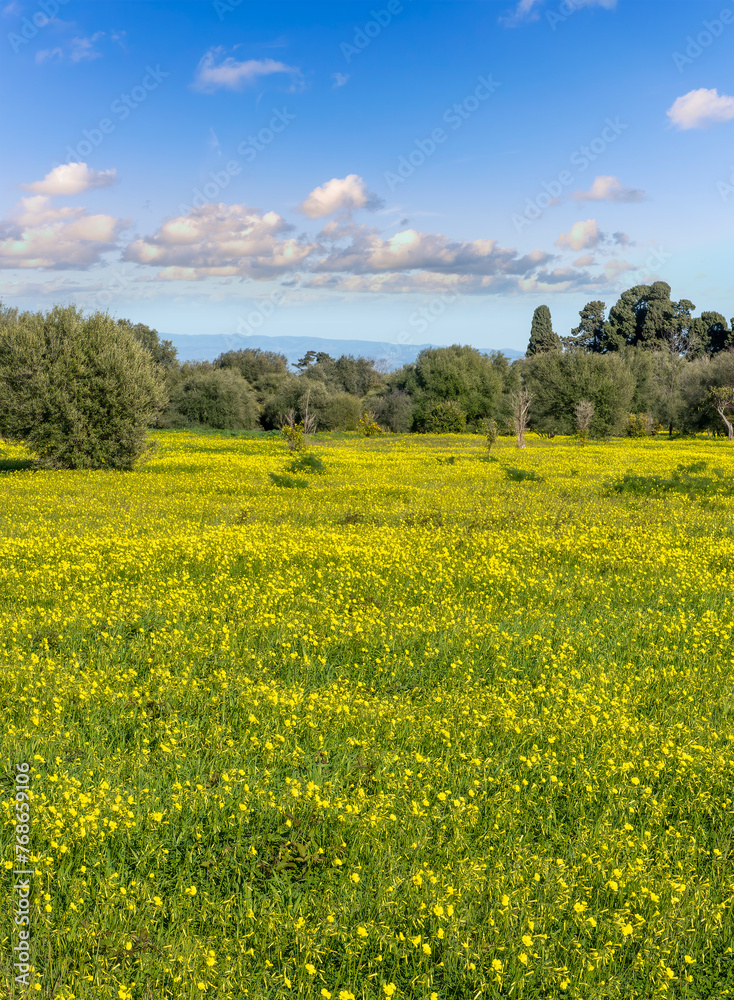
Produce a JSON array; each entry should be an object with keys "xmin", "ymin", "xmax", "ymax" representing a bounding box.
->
[{"xmin": 526, "ymin": 305, "xmax": 562, "ymax": 356}]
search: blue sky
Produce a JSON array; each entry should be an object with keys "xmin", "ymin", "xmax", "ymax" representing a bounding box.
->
[{"xmin": 1, "ymin": 0, "xmax": 733, "ymax": 353}]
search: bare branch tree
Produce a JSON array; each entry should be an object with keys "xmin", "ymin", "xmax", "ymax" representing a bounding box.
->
[
  {"xmin": 574, "ymin": 399, "xmax": 594, "ymax": 444},
  {"xmin": 510, "ymin": 387, "xmax": 532, "ymax": 449},
  {"xmin": 709, "ymin": 386, "xmax": 734, "ymax": 441}
]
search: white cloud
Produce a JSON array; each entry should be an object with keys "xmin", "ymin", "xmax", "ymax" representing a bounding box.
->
[
  {"xmin": 573, "ymin": 254, "xmax": 596, "ymax": 266},
  {"xmin": 555, "ymin": 219, "xmax": 601, "ymax": 252},
  {"xmin": 299, "ymin": 175, "xmax": 382, "ymax": 218},
  {"xmin": 332, "ymin": 72, "xmax": 349, "ymax": 88},
  {"xmin": 313, "ymin": 223, "xmax": 554, "ymax": 278},
  {"xmin": 572, "ymin": 175, "xmax": 646, "ymax": 202},
  {"xmin": 192, "ymin": 48, "xmax": 301, "ymax": 92},
  {"xmin": 0, "ymin": 195, "xmax": 123, "ymax": 270},
  {"xmin": 666, "ymin": 88, "xmax": 734, "ymax": 130},
  {"xmin": 123, "ymin": 203, "xmax": 316, "ymax": 279},
  {"xmin": 69, "ymin": 33, "xmax": 104, "ymax": 62},
  {"xmin": 35, "ymin": 47, "xmax": 63, "ymax": 64},
  {"xmin": 24, "ymin": 163, "xmax": 117, "ymax": 197}
]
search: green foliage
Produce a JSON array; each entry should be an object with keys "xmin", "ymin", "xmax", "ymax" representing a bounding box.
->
[
  {"xmin": 281, "ymin": 422, "xmax": 307, "ymax": 451},
  {"xmin": 161, "ymin": 364, "xmax": 259, "ymax": 430},
  {"xmin": 213, "ymin": 349, "xmax": 288, "ymax": 403},
  {"xmin": 287, "ymin": 453, "xmax": 326, "ymax": 475},
  {"xmin": 421, "ymin": 399, "xmax": 467, "ymax": 434},
  {"xmin": 504, "ymin": 466, "xmax": 543, "ymax": 483},
  {"xmin": 626, "ymin": 413, "xmax": 656, "ymax": 437},
  {"xmin": 392, "ymin": 345, "xmax": 504, "ymax": 427},
  {"xmin": 358, "ymin": 412, "xmax": 383, "ymax": 437},
  {"xmin": 115, "ymin": 318, "xmax": 178, "ymax": 371},
  {"xmin": 269, "ymin": 472, "xmax": 309, "ymax": 488},
  {"xmin": 522, "ymin": 350, "xmax": 635, "ymax": 437},
  {"xmin": 320, "ymin": 392, "xmax": 362, "ymax": 431},
  {"xmin": 480, "ymin": 417, "xmax": 499, "ymax": 454},
  {"xmin": 526, "ymin": 304, "xmax": 561, "ymax": 356},
  {"xmin": 373, "ymin": 390, "xmax": 414, "ymax": 433},
  {"xmin": 0, "ymin": 304, "xmax": 166, "ymax": 470},
  {"xmin": 563, "ymin": 301, "xmax": 607, "ymax": 353}
]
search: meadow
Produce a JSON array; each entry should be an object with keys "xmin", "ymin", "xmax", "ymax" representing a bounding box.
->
[{"xmin": 1, "ymin": 429, "xmax": 733, "ymax": 1000}]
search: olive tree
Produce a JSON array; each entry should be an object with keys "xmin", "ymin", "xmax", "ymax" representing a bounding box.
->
[{"xmin": 0, "ymin": 304, "xmax": 166, "ymax": 469}]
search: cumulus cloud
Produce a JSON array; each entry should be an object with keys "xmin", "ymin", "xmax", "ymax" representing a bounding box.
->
[
  {"xmin": 555, "ymin": 219, "xmax": 602, "ymax": 251},
  {"xmin": 312, "ymin": 223, "xmax": 555, "ymax": 278},
  {"xmin": 192, "ymin": 49, "xmax": 302, "ymax": 92},
  {"xmin": 0, "ymin": 195, "xmax": 124, "ymax": 270},
  {"xmin": 299, "ymin": 175, "xmax": 383, "ymax": 218},
  {"xmin": 123, "ymin": 203, "xmax": 316, "ymax": 279},
  {"xmin": 24, "ymin": 162, "xmax": 117, "ymax": 197},
  {"xmin": 666, "ymin": 88, "xmax": 734, "ymax": 130},
  {"xmin": 572, "ymin": 175, "xmax": 646, "ymax": 202}
]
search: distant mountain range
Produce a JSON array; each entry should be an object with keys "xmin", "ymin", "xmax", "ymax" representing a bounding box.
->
[{"xmin": 164, "ymin": 333, "xmax": 524, "ymax": 370}]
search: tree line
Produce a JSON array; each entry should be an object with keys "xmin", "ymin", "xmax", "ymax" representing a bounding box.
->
[{"xmin": 0, "ymin": 281, "xmax": 732, "ymax": 468}]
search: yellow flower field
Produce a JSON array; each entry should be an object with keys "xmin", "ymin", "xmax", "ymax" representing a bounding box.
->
[{"xmin": 1, "ymin": 430, "xmax": 733, "ymax": 999}]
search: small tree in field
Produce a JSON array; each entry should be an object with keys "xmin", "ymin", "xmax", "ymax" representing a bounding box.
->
[
  {"xmin": 480, "ymin": 417, "xmax": 499, "ymax": 456},
  {"xmin": 510, "ymin": 388, "xmax": 532, "ymax": 449},
  {"xmin": 574, "ymin": 399, "xmax": 594, "ymax": 445},
  {"xmin": 0, "ymin": 304, "xmax": 166, "ymax": 469},
  {"xmin": 709, "ymin": 386, "xmax": 734, "ymax": 441}
]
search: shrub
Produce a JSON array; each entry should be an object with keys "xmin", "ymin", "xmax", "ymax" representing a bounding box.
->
[
  {"xmin": 0, "ymin": 304, "xmax": 166, "ymax": 470},
  {"xmin": 358, "ymin": 412, "xmax": 383, "ymax": 437},
  {"xmin": 373, "ymin": 390, "xmax": 414, "ymax": 433},
  {"xmin": 320, "ymin": 393, "xmax": 362, "ymax": 431},
  {"xmin": 287, "ymin": 454, "xmax": 326, "ymax": 475},
  {"xmin": 269, "ymin": 472, "xmax": 309, "ymax": 489},
  {"xmin": 162, "ymin": 365, "xmax": 259, "ymax": 430},
  {"xmin": 421, "ymin": 400, "xmax": 467, "ymax": 434},
  {"xmin": 504, "ymin": 466, "xmax": 543, "ymax": 483}
]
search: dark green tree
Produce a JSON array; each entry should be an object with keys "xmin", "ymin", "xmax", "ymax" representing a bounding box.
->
[
  {"xmin": 563, "ymin": 301, "xmax": 607, "ymax": 352},
  {"xmin": 0, "ymin": 304, "xmax": 166, "ymax": 469},
  {"xmin": 521, "ymin": 350, "xmax": 634, "ymax": 437},
  {"xmin": 526, "ymin": 305, "xmax": 561, "ymax": 356},
  {"xmin": 115, "ymin": 318, "xmax": 178, "ymax": 371},
  {"xmin": 161, "ymin": 364, "xmax": 259, "ymax": 430}
]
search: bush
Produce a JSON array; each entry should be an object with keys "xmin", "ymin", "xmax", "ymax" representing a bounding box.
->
[
  {"xmin": 0, "ymin": 304, "xmax": 166, "ymax": 470},
  {"xmin": 358, "ymin": 412, "xmax": 383, "ymax": 437},
  {"xmin": 269, "ymin": 472, "xmax": 309, "ymax": 489},
  {"xmin": 421, "ymin": 400, "xmax": 467, "ymax": 434},
  {"xmin": 320, "ymin": 393, "xmax": 362, "ymax": 431},
  {"xmin": 373, "ymin": 390, "xmax": 414, "ymax": 433},
  {"xmin": 504, "ymin": 466, "xmax": 543, "ymax": 483},
  {"xmin": 162, "ymin": 365, "xmax": 259, "ymax": 430},
  {"xmin": 287, "ymin": 454, "xmax": 326, "ymax": 474}
]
